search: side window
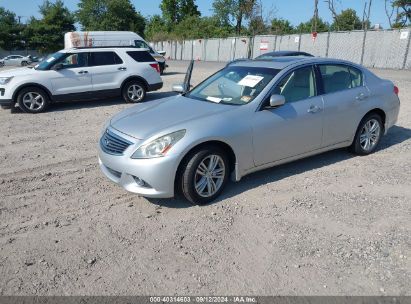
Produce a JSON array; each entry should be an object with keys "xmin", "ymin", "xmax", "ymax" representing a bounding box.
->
[
  {"xmin": 89, "ymin": 52, "xmax": 123, "ymax": 66},
  {"xmin": 349, "ymin": 67, "xmax": 363, "ymax": 88},
  {"xmin": 319, "ymin": 65, "xmax": 353, "ymax": 94},
  {"xmin": 274, "ymin": 66, "xmax": 316, "ymax": 103},
  {"xmin": 134, "ymin": 40, "xmax": 154, "ymax": 53},
  {"xmin": 58, "ymin": 53, "xmax": 87, "ymax": 69},
  {"xmin": 127, "ymin": 51, "xmax": 155, "ymax": 62}
]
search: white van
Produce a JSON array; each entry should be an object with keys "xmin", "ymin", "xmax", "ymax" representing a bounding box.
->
[{"xmin": 64, "ymin": 31, "xmax": 167, "ymax": 74}]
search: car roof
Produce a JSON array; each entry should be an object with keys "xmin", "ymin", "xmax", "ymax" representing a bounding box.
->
[
  {"xmin": 258, "ymin": 51, "xmax": 313, "ymax": 57},
  {"xmin": 231, "ymin": 56, "xmax": 364, "ymax": 70}
]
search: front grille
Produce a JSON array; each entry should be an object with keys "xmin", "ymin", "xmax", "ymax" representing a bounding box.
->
[
  {"xmin": 100, "ymin": 128, "xmax": 133, "ymax": 155},
  {"xmin": 0, "ymin": 88, "xmax": 4, "ymax": 96}
]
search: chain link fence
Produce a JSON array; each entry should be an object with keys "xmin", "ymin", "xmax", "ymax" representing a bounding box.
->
[{"xmin": 153, "ymin": 28, "xmax": 411, "ymax": 70}]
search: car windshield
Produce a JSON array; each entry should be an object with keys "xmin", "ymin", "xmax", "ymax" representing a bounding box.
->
[
  {"xmin": 34, "ymin": 52, "xmax": 66, "ymax": 70},
  {"xmin": 186, "ymin": 66, "xmax": 280, "ymax": 105}
]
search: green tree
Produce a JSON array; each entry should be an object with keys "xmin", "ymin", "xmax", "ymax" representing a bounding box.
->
[
  {"xmin": 270, "ymin": 18, "xmax": 294, "ymax": 35},
  {"xmin": 172, "ymin": 15, "xmax": 231, "ymax": 40},
  {"xmin": 24, "ymin": 0, "xmax": 75, "ymax": 53},
  {"xmin": 76, "ymin": 0, "xmax": 146, "ymax": 36},
  {"xmin": 160, "ymin": 0, "xmax": 200, "ymax": 27},
  {"xmin": 331, "ymin": 8, "xmax": 362, "ymax": 31},
  {"xmin": 212, "ymin": 0, "xmax": 256, "ymax": 35},
  {"xmin": 0, "ymin": 7, "xmax": 25, "ymax": 50},
  {"xmin": 393, "ymin": 0, "xmax": 411, "ymax": 27},
  {"xmin": 145, "ymin": 15, "xmax": 169, "ymax": 41},
  {"xmin": 296, "ymin": 17, "xmax": 329, "ymax": 34}
]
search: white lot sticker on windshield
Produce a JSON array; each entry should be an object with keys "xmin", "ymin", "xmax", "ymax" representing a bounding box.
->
[
  {"xmin": 238, "ymin": 75, "xmax": 264, "ymax": 88},
  {"xmin": 206, "ymin": 96, "xmax": 222, "ymax": 103},
  {"xmin": 46, "ymin": 57, "xmax": 55, "ymax": 63}
]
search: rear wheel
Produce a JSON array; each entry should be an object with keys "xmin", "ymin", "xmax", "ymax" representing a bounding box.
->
[
  {"xmin": 122, "ymin": 80, "xmax": 146, "ymax": 103},
  {"xmin": 350, "ymin": 113, "xmax": 383, "ymax": 155},
  {"xmin": 180, "ymin": 146, "xmax": 230, "ymax": 205},
  {"xmin": 21, "ymin": 61, "xmax": 28, "ymax": 66},
  {"xmin": 17, "ymin": 87, "xmax": 49, "ymax": 113}
]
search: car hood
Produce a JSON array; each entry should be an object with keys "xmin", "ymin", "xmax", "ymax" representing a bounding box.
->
[
  {"xmin": 0, "ymin": 67, "xmax": 37, "ymax": 77},
  {"xmin": 110, "ymin": 95, "xmax": 233, "ymax": 139}
]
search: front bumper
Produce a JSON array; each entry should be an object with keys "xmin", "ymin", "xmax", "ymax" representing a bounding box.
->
[{"xmin": 98, "ymin": 144, "xmax": 178, "ymax": 198}]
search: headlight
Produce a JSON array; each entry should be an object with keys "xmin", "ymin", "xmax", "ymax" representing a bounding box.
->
[
  {"xmin": 0, "ymin": 77, "xmax": 13, "ymax": 85},
  {"xmin": 131, "ymin": 130, "xmax": 186, "ymax": 159}
]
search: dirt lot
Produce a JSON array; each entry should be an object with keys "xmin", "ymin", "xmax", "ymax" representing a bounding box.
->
[{"xmin": 0, "ymin": 61, "xmax": 410, "ymax": 296}]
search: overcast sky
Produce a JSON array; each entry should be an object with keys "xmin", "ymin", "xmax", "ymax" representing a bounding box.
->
[{"xmin": 0, "ymin": 0, "xmax": 390, "ymax": 28}]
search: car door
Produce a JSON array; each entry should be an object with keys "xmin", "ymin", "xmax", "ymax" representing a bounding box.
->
[
  {"xmin": 318, "ymin": 64, "xmax": 370, "ymax": 147},
  {"xmin": 4, "ymin": 56, "xmax": 13, "ymax": 66},
  {"xmin": 88, "ymin": 51, "xmax": 125, "ymax": 95},
  {"xmin": 252, "ymin": 65, "xmax": 324, "ymax": 167},
  {"xmin": 48, "ymin": 52, "xmax": 93, "ymax": 98}
]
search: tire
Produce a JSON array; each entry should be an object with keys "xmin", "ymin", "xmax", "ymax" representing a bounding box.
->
[
  {"xmin": 180, "ymin": 146, "xmax": 230, "ymax": 205},
  {"xmin": 17, "ymin": 86, "xmax": 49, "ymax": 113},
  {"xmin": 21, "ymin": 61, "xmax": 28, "ymax": 66},
  {"xmin": 0, "ymin": 62, "xmax": 4, "ymax": 67},
  {"xmin": 350, "ymin": 113, "xmax": 384, "ymax": 155},
  {"xmin": 122, "ymin": 80, "xmax": 146, "ymax": 103}
]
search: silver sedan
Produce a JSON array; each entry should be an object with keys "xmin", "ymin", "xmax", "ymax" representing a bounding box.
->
[{"xmin": 98, "ymin": 57, "xmax": 400, "ymax": 205}]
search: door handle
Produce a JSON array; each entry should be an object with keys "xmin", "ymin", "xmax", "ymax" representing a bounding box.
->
[
  {"xmin": 307, "ymin": 105, "xmax": 322, "ymax": 114},
  {"xmin": 118, "ymin": 67, "xmax": 127, "ymax": 71},
  {"xmin": 78, "ymin": 70, "xmax": 88, "ymax": 74},
  {"xmin": 355, "ymin": 93, "xmax": 368, "ymax": 101}
]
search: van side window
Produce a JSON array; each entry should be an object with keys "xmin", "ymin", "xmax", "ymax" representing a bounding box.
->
[
  {"xmin": 89, "ymin": 52, "xmax": 123, "ymax": 66},
  {"xmin": 274, "ymin": 66, "xmax": 316, "ymax": 103},
  {"xmin": 319, "ymin": 65, "xmax": 360, "ymax": 94}
]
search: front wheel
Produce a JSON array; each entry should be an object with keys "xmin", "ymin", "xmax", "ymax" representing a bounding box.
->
[
  {"xmin": 122, "ymin": 80, "xmax": 146, "ymax": 103},
  {"xmin": 17, "ymin": 87, "xmax": 49, "ymax": 113},
  {"xmin": 21, "ymin": 61, "xmax": 28, "ymax": 66},
  {"xmin": 180, "ymin": 147, "xmax": 230, "ymax": 205},
  {"xmin": 350, "ymin": 113, "xmax": 383, "ymax": 155}
]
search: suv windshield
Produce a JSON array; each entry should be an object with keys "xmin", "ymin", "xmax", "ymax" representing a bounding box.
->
[
  {"xmin": 186, "ymin": 66, "xmax": 279, "ymax": 105},
  {"xmin": 34, "ymin": 52, "xmax": 66, "ymax": 70}
]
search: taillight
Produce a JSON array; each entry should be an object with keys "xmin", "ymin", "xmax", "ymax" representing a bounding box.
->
[
  {"xmin": 150, "ymin": 63, "xmax": 160, "ymax": 73},
  {"xmin": 394, "ymin": 85, "xmax": 399, "ymax": 95}
]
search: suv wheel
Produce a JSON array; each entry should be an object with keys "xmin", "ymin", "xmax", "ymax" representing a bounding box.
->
[
  {"xmin": 0, "ymin": 62, "xmax": 4, "ymax": 67},
  {"xmin": 21, "ymin": 61, "xmax": 28, "ymax": 66},
  {"xmin": 350, "ymin": 113, "xmax": 383, "ymax": 155},
  {"xmin": 122, "ymin": 80, "xmax": 146, "ymax": 103},
  {"xmin": 17, "ymin": 87, "xmax": 49, "ymax": 113},
  {"xmin": 180, "ymin": 146, "xmax": 230, "ymax": 205}
]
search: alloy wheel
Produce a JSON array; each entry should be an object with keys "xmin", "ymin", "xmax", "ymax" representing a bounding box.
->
[
  {"xmin": 127, "ymin": 84, "xmax": 144, "ymax": 102},
  {"xmin": 360, "ymin": 118, "xmax": 381, "ymax": 152},
  {"xmin": 194, "ymin": 154, "xmax": 226, "ymax": 198},
  {"xmin": 22, "ymin": 92, "xmax": 45, "ymax": 111}
]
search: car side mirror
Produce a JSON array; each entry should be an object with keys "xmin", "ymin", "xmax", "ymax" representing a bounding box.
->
[
  {"xmin": 268, "ymin": 94, "xmax": 285, "ymax": 108},
  {"xmin": 53, "ymin": 63, "xmax": 63, "ymax": 70},
  {"xmin": 172, "ymin": 84, "xmax": 185, "ymax": 93},
  {"xmin": 158, "ymin": 50, "xmax": 166, "ymax": 56}
]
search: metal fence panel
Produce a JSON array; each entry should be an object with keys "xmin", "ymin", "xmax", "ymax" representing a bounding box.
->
[
  {"xmin": 193, "ymin": 39, "xmax": 205, "ymax": 60},
  {"xmin": 219, "ymin": 38, "xmax": 236, "ymax": 62},
  {"xmin": 252, "ymin": 35, "xmax": 276, "ymax": 58},
  {"xmin": 328, "ymin": 31, "xmax": 364, "ymax": 63},
  {"xmin": 363, "ymin": 30, "xmax": 410, "ymax": 69},
  {"xmin": 299, "ymin": 32, "xmax": 328, "ymax": 57},
  {"xmin": 204, "ymin": 39, "xmax": 220, "ymax": 61},
  {"xmin": 234, "ymin": 37, "xmax": 250, "ymax": 59},
  {"xmin": 181, "ymin": 40, "xmax": 193, "ymax": 60},
  {"xmin": 276, "ymin": 34, "xmax": 300, "ymax": 51}
]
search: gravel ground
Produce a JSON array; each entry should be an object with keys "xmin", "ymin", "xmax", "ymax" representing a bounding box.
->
[{"xmin": 0, "ymin": 61, "xmax": 410, "ymax": 296}]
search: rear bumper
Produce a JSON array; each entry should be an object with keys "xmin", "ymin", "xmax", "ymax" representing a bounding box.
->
[{"xmin": 148, "ymin": 82, "xmax": 163, "ymax": 92}]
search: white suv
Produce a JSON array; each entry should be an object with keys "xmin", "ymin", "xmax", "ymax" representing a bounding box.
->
[{"xmin": 0, "ymin": 47, "xmax": 163, "ymax": 113}]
